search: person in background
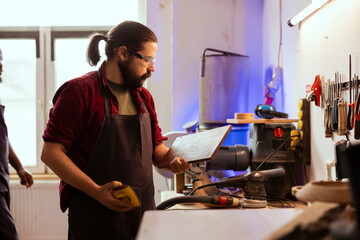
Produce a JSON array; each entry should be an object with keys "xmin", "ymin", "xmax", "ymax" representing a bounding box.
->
[
  {"xmin": 0, "ymin": 48, "xmax": 34, "ymax": 240},
  {"xmin": 41, "ymin": 21, "xmax": 191, "ymax": 240}
]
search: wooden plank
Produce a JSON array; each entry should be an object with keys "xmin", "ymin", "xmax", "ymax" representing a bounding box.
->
[
  {"xmin": 226, "ymin": 118, "xmax": 299, "ymax": 124},
  {"xmin": 163, "ymin": 125, "xmax": 232, "ymax": 163}
]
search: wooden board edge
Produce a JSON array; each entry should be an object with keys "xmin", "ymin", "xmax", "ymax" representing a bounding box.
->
[
  {"xmin": 226, "ymin": 119, "xmax": 299, "ymax": 124},
  {"xmin": 208, "ymin": 124, "xmax": 232, "ymax": 160},
  {"xmin": 187, "ymin": 157, "xmax": 212, "ymax": 163}
]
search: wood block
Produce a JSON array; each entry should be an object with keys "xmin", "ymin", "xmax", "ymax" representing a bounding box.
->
[
  {"xmin": 174, "ymin": 173, "xmax": 185, "ymax": 193},
  {"xmin": 163, "ymin": 125, "xmax": 232, "ymax": 163},
  {"xmin": 234, "ymin": 113, "xmax": 254, "ymax": 120}
]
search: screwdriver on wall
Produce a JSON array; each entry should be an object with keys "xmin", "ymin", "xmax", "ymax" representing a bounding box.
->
[
  {"xmin": 329, "ymin": 81, "xmax": 335, "ymax": 131},
  {"xmin": 324, "ymin": 80, "xmax": 331, "ymax": 137},
  {"xmin": 354, "ymin": 76, "xmax": 360, "ymax": 139},
  {"xmin": 338, "ymin": 74, "xmax": 346, "ymax": 135},
  {"xmin": 347, "ymin": 55, "xmax": 353, "ymax": 130},
  {"xmin": 352, "ymin": 74, "xmax": 358, "ymax": 128},
  {"xmin": 332, "ymin": 73, "xmax": 339, "ymax": 131}
]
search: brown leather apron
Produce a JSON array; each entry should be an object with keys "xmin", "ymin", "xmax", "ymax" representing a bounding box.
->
[
  {"xmin": 0, "ymin": 104, "xmax": 19, "ymax": 240},
  {"xmin": 68, "ymin": 81, "xmax": 155, "ymax": 240}
]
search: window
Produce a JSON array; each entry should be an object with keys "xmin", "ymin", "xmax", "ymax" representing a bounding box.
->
[{"xmin": 0, "ymin": 0, "xmax": 144, "ymax": 173}]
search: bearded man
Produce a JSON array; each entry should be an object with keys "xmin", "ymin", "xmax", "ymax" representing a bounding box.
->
[{"xmin": 41, "ymin": 21, "xmax": 190, "ymax": 240}]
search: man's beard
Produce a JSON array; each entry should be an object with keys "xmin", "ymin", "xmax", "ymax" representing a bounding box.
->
[{"xmin": 117, "ymin": 60, "xmax": 151, "ymax": 89}]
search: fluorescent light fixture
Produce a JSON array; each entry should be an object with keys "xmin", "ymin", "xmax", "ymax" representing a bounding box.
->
[{"xmin": 288, "ymin": 0, "xmax": 330, "ymax": 27}]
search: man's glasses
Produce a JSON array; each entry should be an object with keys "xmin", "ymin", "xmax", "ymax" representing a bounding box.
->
[{"xmin": 127, "ymin": 48, "xmax": 156, "ymax": 66}]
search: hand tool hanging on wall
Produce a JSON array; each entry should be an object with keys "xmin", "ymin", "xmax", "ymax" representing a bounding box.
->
[
  {"xmin": 331, "ymin": 73, "xmax": 339, "ymax": 131},
  {"xmin": 355, "ymin": 76, "xmax": 360, "ymax": 139},
  {"xmin": 347, "ymin": 55, "xmax": 353, "ymax": 130},
  {"xmin": 352, "ymin": 74, "xmax": 358, "ymax": 129},
  {"xmin": 330, "ymin": 80, "xmax": 335, "ymax": 131},
  {"xmin": 338, "ymin": 74, "xmax": 346, "ymax": 135},
  {"xmin": 325, "ymin": 79, "xmax": 332, "ymax": 137},
  {"xmin": 306, "ymin": 75, "xmax": 322, "ymax": 107},
  {"xmin": 321, "ymin": 77, "xmax": 326, "ymax": 109},
  {"xmin": 324, "ymin": 80, "xmax": 328, "ymax": 136}
]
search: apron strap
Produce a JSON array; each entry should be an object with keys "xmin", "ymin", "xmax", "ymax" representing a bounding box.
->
[
  {"xmin": 140, "ymin": 99, "xmax": 149, "ymax": 114},
  {"xmin": 98, "ymin": 70, "xmax": 111, "ymax": 115}
]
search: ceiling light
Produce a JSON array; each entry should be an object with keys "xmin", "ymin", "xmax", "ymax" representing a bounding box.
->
[{"xmin": 288, "ymin": 0, "xmax": 330, "ymax": 27}]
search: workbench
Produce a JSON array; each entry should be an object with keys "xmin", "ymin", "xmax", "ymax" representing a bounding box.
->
[
  {"xmin": 136, "ymin": 207, "xmax": 304, "ymax": 240},
  {"xmin": 136, "ymin": 190, "xmax": 309, "ymax": 240}
]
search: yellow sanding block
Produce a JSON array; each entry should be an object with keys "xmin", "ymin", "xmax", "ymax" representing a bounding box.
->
[{"xmin": 112, "ymin": 185, "xmax": 141, "ymax": 207}]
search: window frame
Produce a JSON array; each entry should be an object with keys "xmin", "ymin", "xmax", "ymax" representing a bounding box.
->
[{"xmin": 0, "ymin": 26, "xmax": 111, "ymax": 174}]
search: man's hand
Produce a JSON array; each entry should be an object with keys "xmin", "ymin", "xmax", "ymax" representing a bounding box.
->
[
  {"xmin": 169, "ymin": 157, "xmax": 191, "ymax": 174},
  {"xmin": 153, "ymin": 143, "xmax": 191, "ymax": 173},
  {"xmin": 95, "ymin": 181, "xmax": 133, "ymax": 212},
  {"xmin": 17, "ymin": 168, "xmax": 33, "ymax": 188}
]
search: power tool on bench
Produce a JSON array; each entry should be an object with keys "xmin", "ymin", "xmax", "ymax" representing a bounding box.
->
[{"xmin": 158, "ymin": 122, "xmax": 304, "ymax": 210}]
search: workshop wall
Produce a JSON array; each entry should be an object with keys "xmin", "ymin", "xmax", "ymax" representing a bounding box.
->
[
  {"xmin": 147, "ymin": 0, "xmax": 263, "ymax": 204},
  {"xmin": 263, "ymin": 0, "xmax": 360, "ymax": 181},
  {"xmin": 171, "ymin": 0, "xmax": 264, "ymax": 131},
  {"xmin": 147, "ymin": 0, "xmax": 264, "ymax": 133},
  {"xmin": 147, "ymin": 0, "xmax": 360, "ymax": 184}
]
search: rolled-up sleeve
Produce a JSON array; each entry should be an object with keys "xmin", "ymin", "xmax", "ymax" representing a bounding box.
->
[{"xmin": 43, "ymin": 80, "xmax": 86, "ymax": 152}]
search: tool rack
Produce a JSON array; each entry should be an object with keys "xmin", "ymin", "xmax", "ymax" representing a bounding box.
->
[
  {"xmin": 316, "ymin": 56, "xmax": 360, "ymax": 140},
  {"xmin": 332, "ymin": 76, "xmax": 360, "ymax": 90}
]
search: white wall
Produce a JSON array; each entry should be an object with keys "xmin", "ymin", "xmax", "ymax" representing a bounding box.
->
[
  {"xmin": 147, "ymin": 0, "xmax": 264, "ymax": 204},
  {"xmin": 172, "ymin": 0, "xmax": 260, "ymax": 130},
  {"xmin": 148, "ymin": 0, "xmax": 360, "ymax": 193},
  {"xmin": 146, "ymin": 0, "xmax": 173, "ymax": 133},
  {"xmin": 263, "ymin": 0, "xmax": 360, "ymax": 180},
  {"xmin": 147, "ymin": 0, "xmax": 264, "ymax": 132}
]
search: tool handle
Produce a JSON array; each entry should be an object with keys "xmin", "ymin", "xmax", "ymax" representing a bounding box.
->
[
  {"xmin": 351, "ymin": 102, "xmax": 356, "ymax": 128},
  {"xmin": 338, "ymin": 101, "xmax": 346, "ymax": 135},
  {"xmin": 355, "ymin": 120, "xmax": 360, "ymax": 140},
  {"xmin": 354, "ymin": 94, "xmax": 360, "ymax": 140},
  {"xmin": 324, "ymin": 106, "xmax": 331, "ymax": 137},
  {"xmin": 330, "ymin": 105, "xmax": 335, "ymax": 131},
  {"xmin": 332, "ymin": 99, "xmax": 339, "ymax": 130},
  {"xmin": 347, "ymin": 104, "xmax": 353, "ymax": 130},
  {"xmin": 324, "ymin": 107, "xmax": 327, "ymax": 128}
]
